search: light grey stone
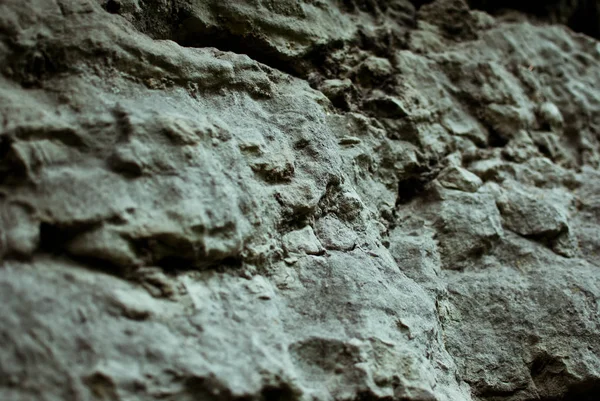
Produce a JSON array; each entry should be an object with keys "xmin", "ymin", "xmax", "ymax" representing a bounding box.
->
[
  {"xmin": 388, "ymin": 226, "xmax": 442, "ymax": 291},
  {"xmin": 282, "ymin": 226, "xmax": 325, "ymax": 256},
  {"xmin": 314, "ymin": 215, "xmax": 357, "ymax": 251},
  {"xmin": 538, "ymin": 101, "xmax": 564, "ymax": 131},
  {"xmin": 0, "ymin": 0, "xmax": 599, "ymax": 400},
  {"xmin": 431, "ymin": 190, "xmax": 504, "ymax": 269},
  {"xmin": 1, "ymin": 200, "xmax": 39, "ymax": 257},
  {"xmin": 496, "ymin": 187, "xmax": 569, "ymax": 238},
  {"xmin": 437, "ymin": 166, "xmax": 483, "ymax": 192}
]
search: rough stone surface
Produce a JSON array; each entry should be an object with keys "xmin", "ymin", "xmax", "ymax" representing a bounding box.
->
[
  {"xmin": 438, "ymin": 166, "xmax": 484, "ymax": 192},
  {"xmin": 1, "ymin": 0, "xmax": 600, "ymax": 400}
]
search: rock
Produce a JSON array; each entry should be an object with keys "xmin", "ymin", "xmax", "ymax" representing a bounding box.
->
[
  {"xmin": 496, "ymin": 187, "xmax": 569, "ymax": 238},
  {"xmin": 282, "ymin": 226, "xmax": 325, "ymax": 256},
  {"xmin": 537, "ymin": 101, "xmax": 564, "ymax": 131},
  {"xmin": 388, "ymin": 226, "xmax": 442, "ymax": 290},
  {"xmin": 551, "ymin": 230, "xmax": 578, "ymax": 258},
  {"xmin": 418, "ymin": 0, "xmax": 478, "ymax": 41},
  {"xmin": 65, "ymin": 225, "xmax": 139, "ymax": 269},
  {"xmin": 429, "ymin": 190, "xmax": 504, "ymax": 269},
  {"xmin": 275, "ymin": 179, "xmax": 322, "ymax": 220},
  {"xmin": 363, "ymin": 93, "xmax": 410, "ymax": 118},
  {"xmin": 0, "ymin": 200, "xmax": 39, "ymax": 258},
  {"xmin": 351, "ymin": 56, "xmax": 394, "ymax": 86},
  {"xmin": 494, "ymin": 183, "xmax": 580, "ymax": 257},
  {"xmin": 318, "ymin": 78, "xmax": 356, "ymax": 110},
  {"xmin": 442, "ymin": 261, "xmax": 600, "ymax": 400},
  {"xmin": 441, "ymin": 108, "xmax": 488, "ymax": 146},
  {"xmin": 481, "ymin": 103, "xmax": 536, "ymax": 145},
  {"xmin": 437, "ymin": 166, "xmax": 483, "ymax": 192},
  {"xmin": 249, "ymin": 152, "xmax": 295, "ymax": 183},
  {"xmin": 314, "ymin": 215, "xmax": 357, "ymax": 251},
  {"xmin": 1, "ymin": 0, "xmax": 600, "ymax": 400},
  {"xmin": 468, "ymin": 0, "xmax": 600, "ymax": 39}
]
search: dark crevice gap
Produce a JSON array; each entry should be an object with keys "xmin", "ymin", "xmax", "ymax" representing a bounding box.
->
[
  {"xmin": 410, "ymin": 0, "xmax": 433, "ymax": 9},
  {"xmin": 537, "ymin": 142, "xmax": 553, "ymax": 159},
  {"xmin": 395, "ymin": 156, "xmax": 441, "ymax": 205},
  {"xmin": 176, "ymin": 25, "xmax": 301, "ymax": 77},
  {"xmin": 528, "ymin": 352, "xmax": 600, "ymax": 401},
  {"xmin": 153, "ymin": 255, "xmax": 243, "ymax": 273},
  {"xmin": 396, "ymin": 176, "xmax": 432, "ymax": 204},
  {"xmin": 560, "ymin": 378, "xmax": 600, "ymax": 401},
  {"xmin": 38, "ymin": 221, "xmax": 130, "ymax": 276},
  {"xmin": 468, "ymin": 0, "xmax": 600, "ymax": 39},
  {"xmin": 487, "ymin": 127, "xmax": 510, "ymax": 148},
  {"xmin": 38, "ymin": 222, "xmax": 100, "ymax": 254},
  {"xmin": 412, "ymin": 1, "xmax": 599, "ymax": 39},
  {"xmin": 104, "ymin": 0, "xmax": 121, "ymax": 14},
  {"xmin": 173, "ymin": 17, "xmax": 346, "ymax": 80}
]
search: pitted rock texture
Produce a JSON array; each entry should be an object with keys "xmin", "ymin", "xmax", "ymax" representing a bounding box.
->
[{"xmin": 1, "ymin": 0, "xmax": 599, "ymax": 401}]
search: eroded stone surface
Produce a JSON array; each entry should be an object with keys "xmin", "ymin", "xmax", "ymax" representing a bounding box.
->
[{"xmin": 1, "ymin": 0, "xmax": 600, "ymax": 400}]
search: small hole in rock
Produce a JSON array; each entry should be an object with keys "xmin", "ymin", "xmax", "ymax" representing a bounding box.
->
[{"xmin": 104, "ymin": 0, "xmax": 121, "ymax": 14}]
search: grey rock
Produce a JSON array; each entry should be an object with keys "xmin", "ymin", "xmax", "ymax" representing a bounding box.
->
[
  {"xmin": 537, "ymin": 101, "xmax": 564, "ymax": 131},
  {"xmin": 0, "ymin": 200, "xmax": 39, "ymax": 258},
  {"xmin": 429, "ymin": 189, "xmax": 504, "ymax": 269},
  {"xmin": 0, "ymin": 0, "xmax": 599, "ymax": 400},
  {"xmin": 496, "ymin": 187, "xmax": 569, "ymax": 238},
  {"xmin": 418, "ymin": 0, "xmax": 478, "ymax": 41},
  {"xmin": 351, "ymin": 56, "xmax": 394, "ymax": 87},
  {"xmin": 388, "ymin": 225, "xmax": 442, "ymax": 291},
  {"xmin": 437, "ymin": 166, "xmax": 483, "ymax": 192},
  {"xmin": 364, "ymin": 93, "xmax": 410, "ymax": 119},
  {"xmin": 315, "ymin": 215, "xmax": 357, "ymax": 251},
  {"xmin": 282, "ymin": 226, "xmax": 325, "ymax": 256},
  {"xmin": 318, "ymin": 78, "xmax": 356, "ymax": 110}
]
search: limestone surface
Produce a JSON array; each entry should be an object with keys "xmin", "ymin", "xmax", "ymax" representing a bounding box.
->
[{"xmin": 1, "ymin": 0, "xmax": 599, "ymax": 400}]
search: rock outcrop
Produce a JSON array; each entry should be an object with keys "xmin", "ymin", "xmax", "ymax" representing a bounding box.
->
[{"xmin": 1, "ymin": 0, "xmax": 599, "ymax": 400}]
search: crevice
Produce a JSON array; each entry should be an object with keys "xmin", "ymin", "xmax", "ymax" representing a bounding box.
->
[
  {"xmin": 103, "ymin": 0, "xmax": 121, "ymax": 14},
  {"xmin": 175, "ymin": 21, "xmax": 302, "ymax": 78},
  {"xmin": 37, "ymin": 221, "xmax": 130, "ymax": 273},
  {"xmin": 260, "ymin": 383, "xmax": 299, "ymax": 401},
  {"xmin": 5, "ymin": 42, "xmax": 70, "ymax": 88},
  {"xmin": 0, "ymin": 136, "xmax": 28, "ymax": 186},
  {"xmin": 409, "ymin": 1, "xmax": 432, "ymax": 10},
  {"xmin": 466, "ymin": 0, "xmax": 600, "ymax": 39},
  {"xmin": 172, "ymin": 15, "xmax": 349, "ymax": 80},
  {"xmin": 487, "ymin": 127, "xmax": 510, "ymax": 148},
  {"xmin": 395, "ymin": 156, "xmax": 441, "ymax": 205},
  {"xmin": 38, "ymin": 221, "xmax": 100, "ymax": 254},
  {"xmin": 536, "ymin": 142, "xmax": 553, "ymax": 160},
  {"xmin": 413, "ymin": 0, "xmax": 600, "ymax": 39},
  {"xmin": 396, "ymin": 176, "xmax": 432, "ymax": 205},
  {"xmin": 561, "ymin": 378, "xmax": 600, "ymax": 401}
]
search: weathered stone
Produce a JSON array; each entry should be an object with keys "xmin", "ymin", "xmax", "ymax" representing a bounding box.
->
[
  {"xmin": 351, "ymin": 56, "xmax": 394, "ymax": 86},
  {"xmin": 430, "ymin": 190, "xmax": 504, "ymax": 269},
  {"xmin": 551, "ymin": 229, "xmax": 578, "ymax": 258},
  {"xmin": 496, "ymin": 187, "xmax": 569, "ymax": 238},
  {"xmin": 314, "ymin": 215, "xmax": 357, "ymax": 251},
  {"xmin": 65, "ymin": 225, "xmax": 139, "ymax": 269},
  {"xmin": 282, "ymin": 226, "xmax": 324, "ymax": 256},
  {"xmin": 537, "ymin": 101, "xmax": 564, "ymax": 131},
  {"xmin": 0, "ymin": 0, "xmax": 599, "ymax": 400},
  {"xmin": 0, "ymin": 200, "xmax": 39, "ymax": 258},
  {"xmin": 437, "ymin": 166, "xmax": 483, "ymax": 192},
  {"xmin": 419, "ymin": 0, "xmax": 478, "ymax": 41},
  {"xmin": 364, "ymin": 93, "xmax": 410, "ymax": 118},
  {"xmin": 388, "ymin": 226, "xmax": 442, "ymax": 291},
  {"xmin": 318, "ymin": 78, "xmax": 356, "ymax": 110}
]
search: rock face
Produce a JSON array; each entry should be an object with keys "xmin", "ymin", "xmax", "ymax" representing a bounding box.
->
[
  {"xmin": 1, "ymin": 0, "xmax": 599, "ymax": 400},
  {"xmin": 466, "ymin": 0, "xmax": 600, "ymax": 39}
]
